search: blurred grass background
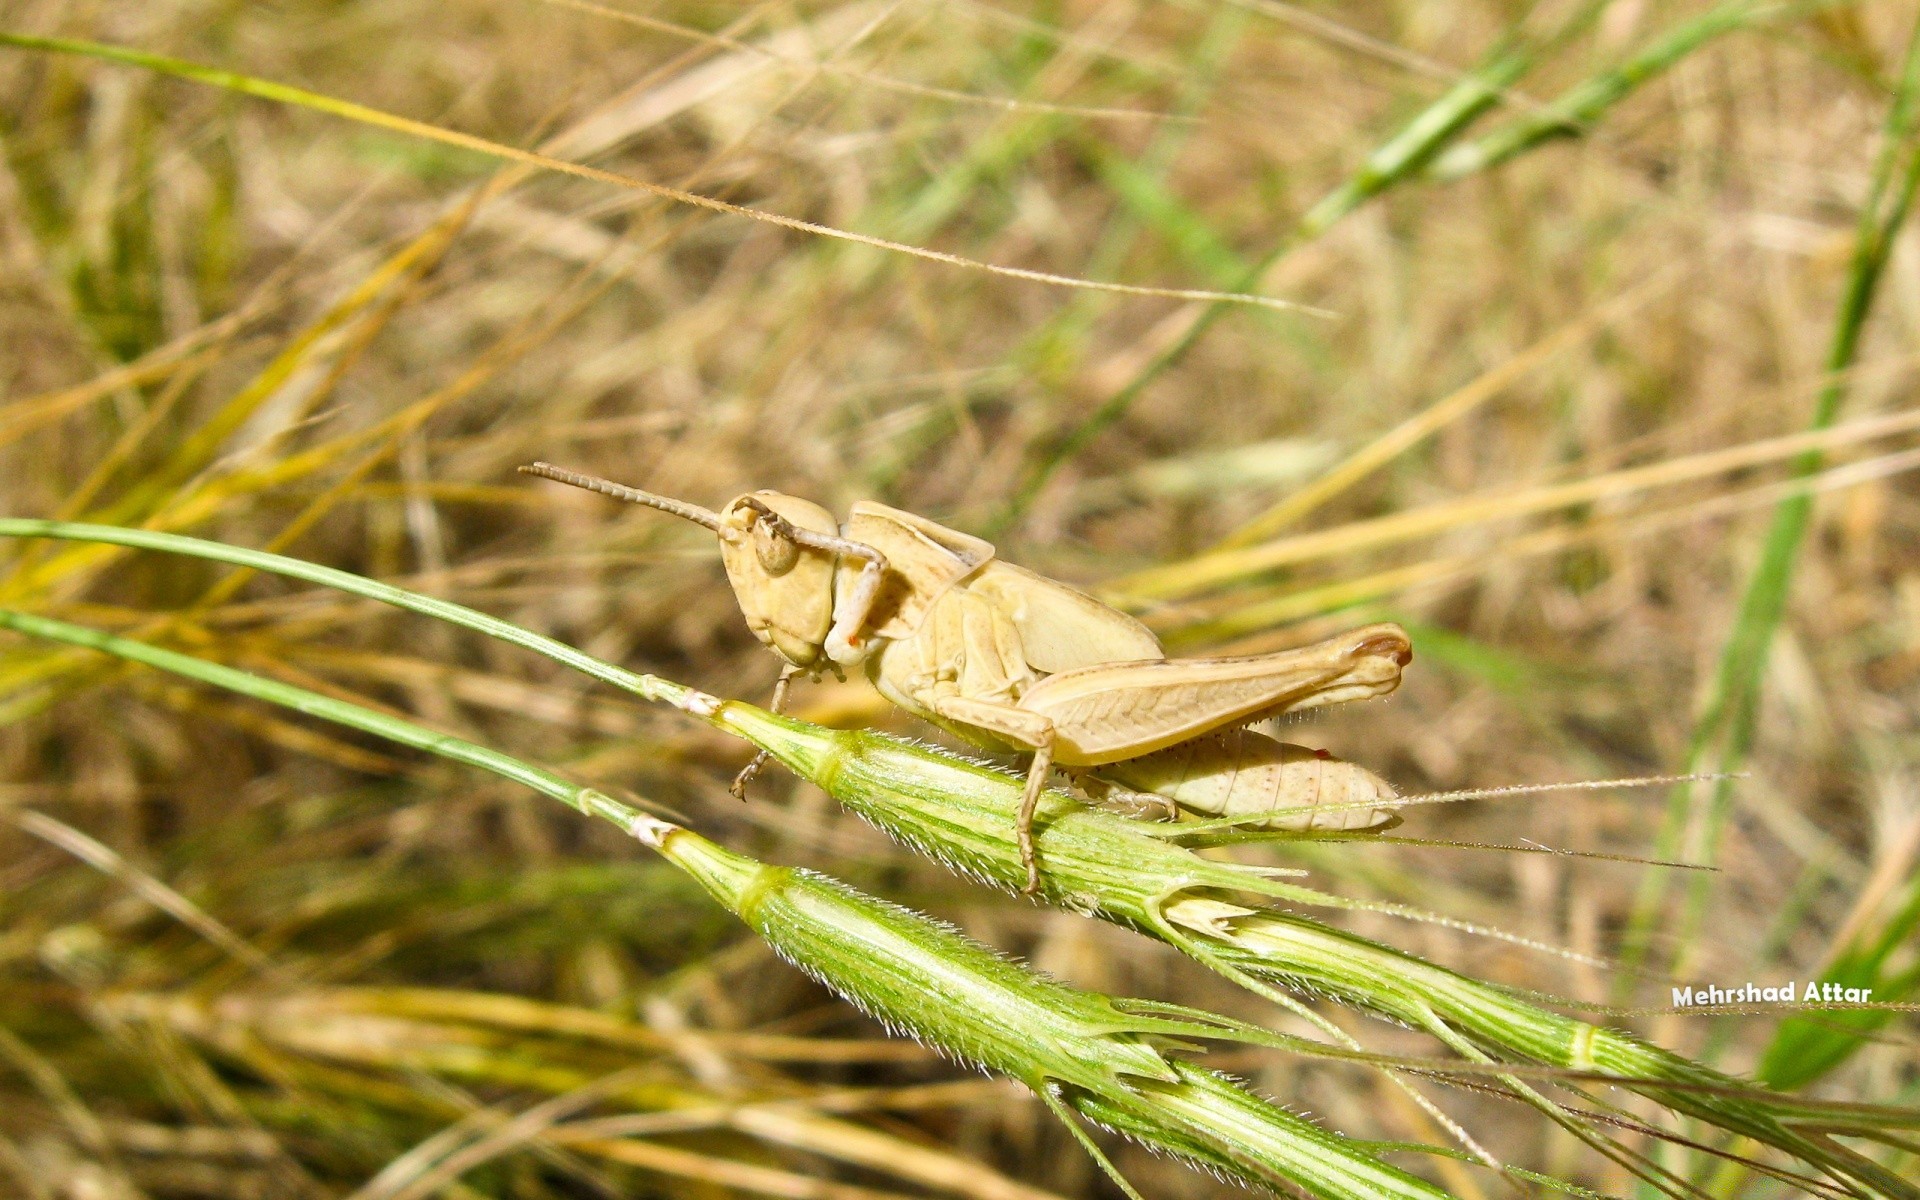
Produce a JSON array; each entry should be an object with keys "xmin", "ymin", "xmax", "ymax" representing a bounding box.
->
[{"xmin": 1, "ymin": 1, "xmax": 1917, "ymax": 1196}]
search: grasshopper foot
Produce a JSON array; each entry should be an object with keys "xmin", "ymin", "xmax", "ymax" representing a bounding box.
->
[
  {"xmin": 731, "ymin": 668, "xmax": 798, "ymax": 801},
  {"xmin": 1019, "ymin": 847, "xmax": 1042, "ymax": 896},
  {"xmin": 1075, "ymin": 773, "xmax": 1178, "ymax": 823},
  {"xmin": 729, "ymin": 751, "xmax": 771, "ymax": 801}
]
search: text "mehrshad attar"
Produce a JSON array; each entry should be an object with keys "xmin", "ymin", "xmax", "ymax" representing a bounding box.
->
[{"xmin": 1672, "ymin": 980, "xmax": 1873, "ymax": 1006}]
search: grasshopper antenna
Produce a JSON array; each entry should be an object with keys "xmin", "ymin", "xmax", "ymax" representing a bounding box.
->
[{"xmin": 519, "ymin": 463, "xmax": 724, "ymax": 531}]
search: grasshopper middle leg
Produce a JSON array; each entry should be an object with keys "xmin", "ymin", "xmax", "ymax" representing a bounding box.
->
[
  {"xmin": 1014, "ymin": 741, "xmax": 1055, "ymax": 896},
  {"xmin": 921, "ymin": 691, "xmax": 1060, "ymax": 896}
]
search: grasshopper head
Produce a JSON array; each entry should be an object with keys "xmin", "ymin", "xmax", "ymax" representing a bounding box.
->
[{"xmin": 717, "ymin": 492, "xmax": 842, "ymax": 669}]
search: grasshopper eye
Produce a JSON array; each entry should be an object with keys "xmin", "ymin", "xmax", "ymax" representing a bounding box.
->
[{"xmin": 752, "ymin": 520, "xmax": 800, "ymax": 574}]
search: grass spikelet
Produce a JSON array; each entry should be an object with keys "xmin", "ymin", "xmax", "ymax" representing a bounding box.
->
[
  {"xmin": 644, "ymin": 821, "xmax": 1458, "ymax": 1200},
  {"xmin": 715, "ymin": 706, "xmax": 1920, "ymax": 1200}
]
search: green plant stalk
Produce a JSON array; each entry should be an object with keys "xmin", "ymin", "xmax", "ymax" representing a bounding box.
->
[
  {"xmin": 1428, "ymin": 0, "xmax": 1777, "ymax": 180},
  {"xmin": 0, "ymin": 519, "xmax": 695, "ymax": 711},
  {"xmin": 1621, "ymin": 11, "xmax": 1920, "ymax": 991},
  {"xmin": 0, "ymin": 607, "xmax": 647, "ymax": 834},
  {"xmin": 0, "ymin": 606, "xmax": 1457, "ymax": 1200}
]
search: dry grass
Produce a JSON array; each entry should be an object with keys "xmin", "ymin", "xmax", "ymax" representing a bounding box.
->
[{"xmin": 1, "ymin": 1, "xmax": 1917, "ymax": 1197}]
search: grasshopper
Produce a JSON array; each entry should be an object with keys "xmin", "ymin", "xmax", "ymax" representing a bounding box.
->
[{"xmin": 522, "ymin": 463, "xmax": 1412, "ymax": 892}]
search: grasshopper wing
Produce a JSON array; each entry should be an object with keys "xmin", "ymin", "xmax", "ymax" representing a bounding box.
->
[
  {"xmin": 840, "ymin": 502, "xmax": 995, "ymax": 640},
  {"xmin": 967, "ymin": 561, "xmax": 1161, "ymax": 674},
  {"xmin": 1016, "ymin": 624, "xmax": 1412, "ymax": 764}
]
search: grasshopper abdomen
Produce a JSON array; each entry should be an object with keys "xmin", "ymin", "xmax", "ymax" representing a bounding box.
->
[{"xmin": 1094, "ymin": 726, "xmax": 1397, "ymax": 832}]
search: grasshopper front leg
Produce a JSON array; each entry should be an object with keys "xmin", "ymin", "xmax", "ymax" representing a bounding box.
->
[{"xmin": 731, "ymin": 664, "xmax": 802, "ymax": 800}]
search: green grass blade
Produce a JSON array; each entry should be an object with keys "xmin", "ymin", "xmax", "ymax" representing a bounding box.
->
[
  {"xmin": 0, "ymin": 607, "xmax": 645, "ymax": 832},
  {"xmin": 1759, "ymin": 872, "xmax": 1920, "ymax": 1088},
  {"xmin": 1076, "ymin": 135, "xmax": 1249, "ymax": 289},
  {"xmin": 0, "ymin": 518, "xmax": 694, "ymax": 710},
  {"xmin": 1619, "ymin": 12, "xmax": 1920, "ymax": 988},
  {"xmin": 1429, "ymin": 0, "xmax": 1778, "ymax": 180}
]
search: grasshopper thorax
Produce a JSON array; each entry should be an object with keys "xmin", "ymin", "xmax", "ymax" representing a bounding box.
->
[{"xmin": 718, "ymin": 491, "xmax": 842, "ymax": 669}]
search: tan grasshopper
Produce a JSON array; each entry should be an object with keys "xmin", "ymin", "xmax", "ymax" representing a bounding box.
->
[{"xmin": 523, "ymin": 463, "xmax": 1412, "ymax": 892}]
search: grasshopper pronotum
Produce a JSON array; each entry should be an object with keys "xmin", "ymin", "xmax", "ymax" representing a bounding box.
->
[{"xmin": 523, "ymin": 464, "xmax": 1412, "ymax": 892}]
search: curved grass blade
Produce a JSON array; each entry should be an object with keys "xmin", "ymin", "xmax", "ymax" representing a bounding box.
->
[
  {"xmin": 1428, "ymin": 0, "xmax": 1781, "ymax": 180},
  {"xmin": 0, "ymin": 33, "xmax": 1313, "ymax": 315},
  {"xmin": 1619, "ymin": 10, "xmax": 1920, "ymax": 994}
]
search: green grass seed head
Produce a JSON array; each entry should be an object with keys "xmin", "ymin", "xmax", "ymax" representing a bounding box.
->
[
  {"xmin": 716, "ymin": 704, "xmax": 1291, "ymax": 916},
  {"xmin": 713, "ymin": 695, "xmax": 1920, "ymax": 1200},
  {"xmin": 641, "ymin": 818, "xmax": 1454, "ymax": 1200}
]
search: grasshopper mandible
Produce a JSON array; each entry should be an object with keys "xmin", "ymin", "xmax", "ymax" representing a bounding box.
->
[{"xmin": 522, "ymin": 463, "xmax": 1412, "ymax": 892}]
